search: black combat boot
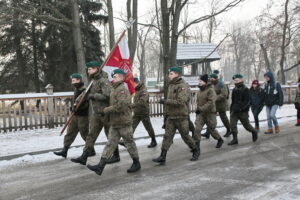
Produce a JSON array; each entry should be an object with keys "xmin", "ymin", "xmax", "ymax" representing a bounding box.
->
[
  {"xmin": 53, "ymin": 146, "xmax": 68, "ymax": 158},
  {"xmin": 70, "ymin": 152, "xmax": 88, "ymax": 165},
  {"xmin": 152, "ymin": 150, "xmax": 167, "ymax": 164},
  {"xmin": 190, "ymin": 142, "xmax": 200, "ymax": 161},
  {"xmin": 106, "ymin": 147, "xmax": 120, "ymax": 164},
  {"xmin": 147, "ymin": 138, "xmax": 157, "ymax": 148},
  {"xmin": 201, "ymin": 131, "xmax": 210, "ymax": 139},
  {"xmin": 228, "ymin": 133, "xmax": 238, "ymax": 145},
  {"xmin": 127, "ymin": 157, "xmax": 141, "ymax": 173},
  {"xmin": 223, "ymin": 129, "xmax": 231, "ymax": 137},
  {"xmin": 216, "ymin": 138, "xmax": 224, "ymax": 148},
  {"xmin": 252, "ymin": 130, "xmax": 258, "ymax": 142},
  {"xmin": 87, "ymin": 148, "xmax": 96, "ymax": 157},
  {"xmin": 87, "ymin": 158, "xmax": 107, "ymax": 176}
]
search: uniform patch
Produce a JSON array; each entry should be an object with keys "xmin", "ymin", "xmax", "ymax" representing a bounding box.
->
[
  {"xmin": 120, "ymin": 90, "xmax": 125, "ymax": 94},
  {"xmin": 182, "ymin": 88, "xmax": 186, "ymax": 90}
]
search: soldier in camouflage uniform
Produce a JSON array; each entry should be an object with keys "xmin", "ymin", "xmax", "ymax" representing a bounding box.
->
[
  {"xmin": 228, "ymin": 74, "xmax": 258, "ymax": 145},
  {"xmin": 193, "ymin": 74, "xmax": 224, "ymax": 148},
  {"xmin": 201, "ymin": 73, "xmax": 231, "ymax": 138},
  {"xmin": 152, "ymin": 67, "xmax": 200, "ymax": 165},
  {"xmin": 71, "ymin": 61, "xmax": 118, "ymax": 165},
  {"xmin": 54, "ymin": 73, "xmax": 89, "ymax": 158},
  {"xmin": 132, "ymin": 77, "xmax": 157, "ymax": 147},
  {"xmin": 87, "ymin": 69, "xmax": 141, "ymax": 176}
]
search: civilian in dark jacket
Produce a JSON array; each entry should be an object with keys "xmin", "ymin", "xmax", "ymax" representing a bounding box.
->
[
  {"xmin": 249, "ymin": 80, "xmax": 265, "ymax": 131},
  {"xmin": 263, "ymin": 72, "xmax": 284, "ymax": 134},
  {"xmin": 228, "ymin": 74, "xmax": 258, "ymax": 145}
]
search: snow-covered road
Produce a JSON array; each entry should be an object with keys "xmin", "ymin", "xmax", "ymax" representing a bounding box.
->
[{"xmin": 0, "ymin": 104, "xmax": 297, "ymax": 169}]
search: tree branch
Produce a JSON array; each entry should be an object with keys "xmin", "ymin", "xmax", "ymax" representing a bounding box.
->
[{"xmin": 178, "ymin": 0, "xmax": 243, "ymax": 35}]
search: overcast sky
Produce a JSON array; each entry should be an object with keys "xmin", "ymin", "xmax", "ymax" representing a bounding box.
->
[{"xmin": 110, "ymin": 0, "xmax": 276, "ymax": 33}]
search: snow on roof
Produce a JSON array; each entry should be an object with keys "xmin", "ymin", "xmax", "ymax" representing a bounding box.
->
[{"xmin": 176, "ymin": 43, "xmax": 221, "ymax": 61}]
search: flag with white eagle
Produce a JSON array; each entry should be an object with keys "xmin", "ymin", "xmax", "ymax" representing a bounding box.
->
[{"xmin": 102, "ymin": 33, "xmax": 135, "ymax": 94}]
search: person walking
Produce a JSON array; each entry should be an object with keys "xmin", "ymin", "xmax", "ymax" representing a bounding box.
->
[
  {"xmin": 249, "ymin": 80, "xmax": 265, "ymax": 131},
  {"xmin": 263, "ymin": 72, "xmax": 284, "ymax": 134}
]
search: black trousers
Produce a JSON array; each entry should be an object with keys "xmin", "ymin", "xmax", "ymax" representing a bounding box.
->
[{"xmin": 251, "ymin": 107, "xmax": 263, "ymax": 128}]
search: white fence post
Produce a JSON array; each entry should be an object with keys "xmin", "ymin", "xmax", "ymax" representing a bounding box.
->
[{"xmin": 45, "ymin": 84, "xmax": 54, "ymax": 128}]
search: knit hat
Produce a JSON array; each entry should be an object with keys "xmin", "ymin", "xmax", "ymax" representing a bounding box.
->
[
  {"xmin": 168, "ymin": 67, "xmax": 182, "ymax": 74},
  {"xmin": 111, "ymin": 69, "xmax": 126, "ymax": 77},
  {"xmin": 209, "ymin": 73, "xmax": 218, "ymax": 79},
  {"xmin": 213, "ymin": 70, "xmax": 219, "ymax": 75},
  {"xmin": 200, "ymin": 74, "xmax": 209, "ymax": 83},
  {"xmin": 85, "ymin": 61, "xmax": 100, "ymax": 68},
  {"xmin": 70, "ymin": 73, "xmax": 82, "ymax": 80},
  {"xmin": 251, "ymin": 80, "xmax": 259, "ymax": 86},
  {"xmin": 133, "ymin": 77, "xmax": 139, "ymax": 83},
  {"xmin": 232, "ymin": 74, "xmax": 243, "ymax": 80}
]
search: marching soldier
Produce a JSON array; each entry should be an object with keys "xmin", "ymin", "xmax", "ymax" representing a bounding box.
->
[
  {"xmin": 71, "ymin": 61, "xmax": 119, "ymax": 165},
  {"xmin": 201, "ymin": 73, "xmax": 231, "ymax": 138},
  {"xmin": 132, "ymin": 77, "xmax": 157, "ymax": 147},
  {"xmin": 54, "ymin": 73, "xmax": 89, "ymax": 158},
  {"xmin": 152, "ymin": 67, "xmax": 200, "ymax": 165},
  {"xmin": 87, "ymin": 69, "xmax": 141, "ymax": 176},
  {"xmin": 228, "ymin": 74, "xmax": 258, "ymax": 145},
  {"xmin": 194, "ymin": 74, "xmax": 224, "ymax": 149}
]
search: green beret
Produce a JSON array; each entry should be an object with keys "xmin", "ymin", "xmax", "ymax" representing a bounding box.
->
[
  {"xmin": 85, "ymin": 61, "xmax": 100, "ymax": 68},
  {"xmin": 168, "ymin": 67, "xmax": 182, "ymax": 74},
  {"xmin": 133, "ymin": 77, "xmax": 139, "ymax": 83},
  {"xmin": 232, "ymin": 74, "xmax": 243, "ymax": 80},
  {"xmin": 70, "ymin": 73, "xmax": 82, "ymax": 80},
  {"xmin": 209, "ymin": 73, "xmax": 218, "ymax": 79},
  {"xmin": 111, "ymin": 69, "xmax": 126, "ymax": 77}
]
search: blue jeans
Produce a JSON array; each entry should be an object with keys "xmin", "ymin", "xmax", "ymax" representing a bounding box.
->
[{"xmin": 266, "ymin": 105, "xmax": 279, "ymax": 128}]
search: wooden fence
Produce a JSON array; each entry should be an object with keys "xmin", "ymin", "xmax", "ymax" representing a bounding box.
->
[{"xmin": 0, "ymin": 84, "xmax": 298, "ymax": 133}]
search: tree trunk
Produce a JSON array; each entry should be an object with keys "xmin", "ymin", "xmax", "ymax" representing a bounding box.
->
[
  {"xmin": 71, "ymin": 0, "xmax": 87, "ymax": 83},
  {"xmin": 31, "ymin": 18, "xmax": 40, "ymax": 93},
  {"xmin": 260, "ymin": 43, "xmax": 272, "ymax": 72},
  {"xmin": 127, "ymin": 0, "xmax": 138, "ymax": 61},
  {"xmin": 279, "ymin": 0, "xmax": 289, "ymax": 84},
  {"xmin": 107, "ymin": 0, "xmax": 115, "ymax": 49},
  {"xmin": 161, "ymin": 0, "xmax": 170, "ymax": 96}
]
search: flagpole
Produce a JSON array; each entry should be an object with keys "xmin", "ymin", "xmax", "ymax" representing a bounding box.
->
[{"xmin": 99, "ymin": 30, "xmax": 126, "ymax": 70}]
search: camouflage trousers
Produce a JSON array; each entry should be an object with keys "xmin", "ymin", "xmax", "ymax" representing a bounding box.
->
[
  {"xmin": 101, "ymin": 125, "xmax": 139, "ymax": 159},
  {"xmin": 132, "ymin": 115, "xmax": 155, "ymax": 138},
  {"xmin": 218, "ymin": 111, "xmax": 230, "ymax": 130},
  {"xmin": 64, "ymin": 115, "xmax": 89, "ymax": 148},
  {"xmin": 83, "ymin": 114, "xmax": 110, "ymax": 153},
  {"xmin": 194, "ymin": 113, "xmax": 221, "ymax": 142},
  {"xmin": 161, "ymin": 118, "xmax": 196, "ymax": 151},
  {"xmin": 230, "ymin": 111, "xmax": 256, "ymax": 135}
]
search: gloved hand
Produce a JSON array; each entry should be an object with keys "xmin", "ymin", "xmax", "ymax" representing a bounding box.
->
[
  {"xmin": 195, "ymin": 109, "xmax": 201, "ymax": 115},
  {"xmin": 159, "ymin": 98, "xmax": 165, "ymax": 104},
  {"xmin": 88, "ymin": 94, "xmax": 95, "ymax": 101}
]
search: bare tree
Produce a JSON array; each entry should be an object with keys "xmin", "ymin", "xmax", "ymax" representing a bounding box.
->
[
  {"xmin": 106, "ymin": 0, "xmax": 115, "ymax": 49},
  {"xmin": 127, "ymin": 0, "xmax": 138, "ymax": 61}
]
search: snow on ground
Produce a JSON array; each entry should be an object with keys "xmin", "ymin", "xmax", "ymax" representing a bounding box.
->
[{"xmin": 0, "ymin": 104, "xmax": 297, "ymax": 169}]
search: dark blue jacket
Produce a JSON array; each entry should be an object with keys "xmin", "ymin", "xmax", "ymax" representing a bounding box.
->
[
  {"xmin": 250, "ymin": 87, "xmax": 265, "ymax": 110},
  {"xmin": 264, "ymin": 72, "xmax": 284, "ymax": 107}
]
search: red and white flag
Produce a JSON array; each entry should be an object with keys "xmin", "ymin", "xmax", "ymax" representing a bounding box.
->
[{"xmin": 103, "ymin": 33, "xmax": 135, "ymax": 94}]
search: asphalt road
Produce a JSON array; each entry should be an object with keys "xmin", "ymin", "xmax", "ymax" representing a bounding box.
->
[{"xmin": 1, "ymin": 121, "xmax": 300, "ymax": 200}]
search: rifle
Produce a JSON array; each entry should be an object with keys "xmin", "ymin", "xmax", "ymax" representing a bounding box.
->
[{"xmin": 60, "ymin": 81, "xmax": 93, "ymax": 135}]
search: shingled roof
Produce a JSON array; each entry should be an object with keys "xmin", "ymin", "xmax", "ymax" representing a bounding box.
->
[{"xmin": 176, "ymin": 43, "xmax": 220, "ymax": 61}]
